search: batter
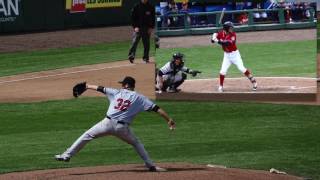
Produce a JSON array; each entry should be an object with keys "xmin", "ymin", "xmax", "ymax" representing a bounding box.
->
[
  {"xmin": 55, "ymin": 76, "xmax": 175, "ymax": 172},
  {"xmin": 212, "ymin": 21, "xmax": 257, "ymax": 92}
]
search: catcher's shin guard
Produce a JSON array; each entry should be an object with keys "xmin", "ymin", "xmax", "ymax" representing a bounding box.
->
[
  {"xmin": 172, "ymin": 73, "xmax": 187, "ymax": 89},
  {"xmin": 161, "ymin": 81, "xmax": 170, "ymax": 92}
]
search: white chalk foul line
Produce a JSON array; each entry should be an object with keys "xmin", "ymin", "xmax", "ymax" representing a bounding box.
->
[
  {"xmin": 0, "ymin": 64, "xmax": 135, "ymax": 85},
  {"xmin": 290, "ymin": 86, "xmax": 317, "ymax": 90},
  {"xmin": 185, "ymin": 77, "xmax": 316, "ymax": 82}
]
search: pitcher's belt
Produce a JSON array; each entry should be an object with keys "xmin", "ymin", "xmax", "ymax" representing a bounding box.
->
[{"xmin": 107, "ymin": 116, "xmax": 126, "ymax": 125}]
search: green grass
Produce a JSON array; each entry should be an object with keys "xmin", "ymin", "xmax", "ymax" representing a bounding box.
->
[
  {"xmin": 156, "ymin": 40, "xmax": 316, "ymax": 78},
  {"xmin": 0, "ymin": 98, "xmax": 319, "ymax": 179},
  {"xmin": 0, "ymin": 40, "xmax": 155, "ymax": 77},
  {"xmin": 317, "ymin": 20, "xmax": 320, "ymax": 35},
  {"xmin": 317, "ymin": 21, "xmax": 320, "ymax": 52}
]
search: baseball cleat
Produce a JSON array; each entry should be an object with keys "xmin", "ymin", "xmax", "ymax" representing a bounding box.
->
[
  {"xmin": 143, "ymin": 58, "xmax": 150, "ymax": 63},
  {"xmin": 149, "ymin": 166, "xmax": 167, "ymax": 172},
  {"xmin": 167, "ymin": 87, "xmax": 180, "ymax": 93},
  {"xmin": 252, "ymin": 82, "xmax": 258, "ymax": 91},
  {"xmin": 54, "ymin": 154, "xmax": 70, "ymax": 162},
  {"xmin": 128, "ymin": 56, "xmax": 135, "ymax": 63},
  {"xmin": 218, "ymin": 86, "xmax": 224, "ymax": 92}
]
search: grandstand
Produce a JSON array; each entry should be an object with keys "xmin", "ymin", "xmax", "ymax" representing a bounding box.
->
[{"xmin": 156, "ymin": 0, "xmax": 317, "ymax": 36}]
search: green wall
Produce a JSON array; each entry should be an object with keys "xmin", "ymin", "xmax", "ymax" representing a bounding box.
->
[{"xmin": 0, "ymin": 0, "xmax": 156, "ymax": 33}]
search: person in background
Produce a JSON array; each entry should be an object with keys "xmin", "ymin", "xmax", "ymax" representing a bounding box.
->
[
  {"xmin": 128, "ymin": 0, "xmax": 155, "ymax": 63},
  {"xmin": 160, "ymin": 1, "xmax": 169, "ymax": 28},
  {"xmin": 178, "ymin": 1, "xmax": 191, "ymax": 26},
  {"xmin": 167, "ymin": 0, "xmax": 179, "ymax": 27}
]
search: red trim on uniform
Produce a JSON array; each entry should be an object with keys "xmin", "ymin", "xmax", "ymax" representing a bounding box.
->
[
  {"xmin": 244, "ymin": 70, "xmax": 251, "ymax": 77},
  {"xmin": 216, "ymin": 31, "xmax": 237, "ymax": 52},
  {"xmin": 219, "ymin": 74, "xmax": 225, "ymax": 86}
]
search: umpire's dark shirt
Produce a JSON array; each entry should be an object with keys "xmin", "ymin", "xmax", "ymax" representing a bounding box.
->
[{"xmin": 131, "ymin": 2, "xmax": 155, "ymax": 29}]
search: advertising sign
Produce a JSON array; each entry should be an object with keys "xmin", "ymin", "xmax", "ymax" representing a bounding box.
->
[
  {"xmin": 70, "ymin": 0, "xmax": 86, "ymax": 13},
  {"xmin": 0, "ymin": 0, "xmax": 20, "ymax": 22},
  {"xmin": 66, "ymin": 0, "xmax": 122, "ymax": 13}
]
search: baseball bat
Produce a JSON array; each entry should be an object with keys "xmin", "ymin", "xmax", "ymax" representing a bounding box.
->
[{"xmin": 219, "ymin": 8, "xmax": 226, "ymax": 25}]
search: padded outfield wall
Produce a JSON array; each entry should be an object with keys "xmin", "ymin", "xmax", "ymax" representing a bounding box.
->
[{"xmin": 0, "ymin": 0, "xmax": 156, "ymax": 33}]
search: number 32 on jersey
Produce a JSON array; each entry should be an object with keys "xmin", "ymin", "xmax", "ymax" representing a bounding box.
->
[{"xmin": 114, "ymin": 98, "xmax": 131, "ymax": 111}]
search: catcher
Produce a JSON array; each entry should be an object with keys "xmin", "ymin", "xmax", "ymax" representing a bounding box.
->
[
  {"xmin": 55, "ymin": 77, "xmax": 175, "ymax": 172},
  {"xmin": 155, "ymin": 52, "xmax": 201, "ymax": 93},
  {"xmin": 211, "ymin": 21, "xmax": 257, "ymax": 92}
]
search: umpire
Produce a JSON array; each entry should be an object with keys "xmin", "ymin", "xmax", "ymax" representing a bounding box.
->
[{"xmin": 128, "ymin": 0, "xmax": 155, "ymax": 63}]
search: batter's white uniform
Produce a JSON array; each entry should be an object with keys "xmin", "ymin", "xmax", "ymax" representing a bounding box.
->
[
  {"xmin": 220, "ymin": 50, "xmax": 246, "ymax": 75},
  {"xmin": 62, "ymin": 88, "xmax": 156, "ymax": 168}
]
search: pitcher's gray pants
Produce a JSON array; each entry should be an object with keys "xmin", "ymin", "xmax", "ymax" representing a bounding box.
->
[{"xmin": 63, "ymin": 118, "xmax": 154, "ymax": 168}]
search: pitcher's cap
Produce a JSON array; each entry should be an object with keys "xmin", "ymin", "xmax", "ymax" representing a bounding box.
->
[{"xmin": 118, "ymin": 76, "xmax": 135, "ymax": 88}]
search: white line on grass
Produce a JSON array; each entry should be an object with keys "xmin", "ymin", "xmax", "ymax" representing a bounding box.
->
[
  {"xmin": 185, "ymin": 77, "xmax": 316, "ymax": 82},
  {"xmin": 0, "ymin": 64, "xmax": 135, "ymax": 85}
]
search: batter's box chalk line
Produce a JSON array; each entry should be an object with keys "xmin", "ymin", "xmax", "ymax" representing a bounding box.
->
[
  {"xmin": 269, "ymin": 168, "xmax": 287, "ymax": 175},
  {"xmin": 206, "ymin": 164, "xmax": 227, "ymax": 168}
]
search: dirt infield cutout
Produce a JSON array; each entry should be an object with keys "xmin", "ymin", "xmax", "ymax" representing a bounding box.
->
[
  {"xmin": 181, "ymin": 77, "xmax": 316, "ymax": 93},
  {"xmin": 0, "ymin": 60, "xmax": 155, "ymax": 103}
]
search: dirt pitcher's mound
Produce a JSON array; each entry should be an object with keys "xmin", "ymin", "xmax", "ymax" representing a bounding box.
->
[{"xmin": 0, "ymin": 163, "xmax": 303, "ymax": 180}]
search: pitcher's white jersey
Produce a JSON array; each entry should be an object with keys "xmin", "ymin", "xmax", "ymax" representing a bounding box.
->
[{"xmin": 103, "ymin": 88, "xmax": 155, "ymax": 124}]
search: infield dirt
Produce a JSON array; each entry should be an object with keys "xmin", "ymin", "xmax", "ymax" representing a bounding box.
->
[{"xmin": 0, "ymin": 60, "xmax": 156, "ymax": 102}]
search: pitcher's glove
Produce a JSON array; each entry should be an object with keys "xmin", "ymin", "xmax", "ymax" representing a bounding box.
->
[
  {"xmin": 190, "ymin": 70, "xmax": 202, "ymax": 77},
  {"xmin": 73, "ymin": 82, "xmax": 87, "ymax": 98}
]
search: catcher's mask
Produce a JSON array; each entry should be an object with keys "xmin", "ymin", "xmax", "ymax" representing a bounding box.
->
[
  {"xmin": 223, "ymin": 21, "xmax": 234, "ymax": 31},
  {"xmin": 119, "ymin": 76, "xmax": 135, "ymax": 88},
  {"xmin": 171, "ymin": 52, "xmax": 185, "ymax": 68}
]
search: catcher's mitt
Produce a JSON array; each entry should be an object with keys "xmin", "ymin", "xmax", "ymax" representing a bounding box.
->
[
  {"xmin": 190, "ymin": 70, "xmax": 202, "ymax": 77},
  {"xmin": 73, "ymin": 82, "xmax": 87, "ymax": 98}
]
